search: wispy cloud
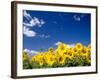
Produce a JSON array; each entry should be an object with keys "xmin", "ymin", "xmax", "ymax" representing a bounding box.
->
[
  {"xmin": 38, "ymin": 34, "xmax": 50, "ymax": 38},
  {"xmin": 67, "ymin": 44, "xmax": 75, "ymax": 48},
  {"xmin": 73, "ymin": 15, "xmax": 81, "ymax": 21},
  {"xmin": 23, "ymin": 10, "xmax": 45, "ymax": 37},
  {"xmin": 55, "ymin": 41, "xmax": 62, "ymax": 46},
  {"xmin": 23, "ymin": 10, "xmax": 32, "ymax": 20},
  {"xmin": 73, "ymin": 14, "xmax": 84, "ymax": 21},
  {"xmin": 23, "ymin": 26, "xmax": 36, "ymax": 37},
  {"xmin": 24, "ymin": 49, "xmax": 38, "ymax": 54},
  {"xmin": 24, "ymin": 49, "xmax": 39, "ymax": 57},
  {"xmin": 23, "ymin": 10, "xmax": 45, "ymax": 27},
  {"xmin": 23, "ymin": 17, "xmax": 45, "ymax": 27},
  {"xmin": 55, "ymin": 41, "xmax": 75, "ymax": 48}
]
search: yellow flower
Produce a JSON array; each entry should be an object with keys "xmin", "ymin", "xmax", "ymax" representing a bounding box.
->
[
  {"xmin": 48, "ymin": 47, "xmax": 54, "ymax": 53},
  {"xmin": 87, "ymin": 48, "xmax": 91, "ymax": 53},
  {"xmin": 86, "ymin": 48, "xmax": 91, "ymax": 60},
  {"xmin": 39, "ymin": 60, "xmax": 44, "ymax": 66},
  {"xmin": 81, "ymin": 47, "xmax": 88, "ymax": 57},
  {"xmin": 58, "ymin": 43, "xmax": 66, "ymax": 50},
  {"xmin": 23, "ymin": 52, "xmax": 29, "ymax": 61},
  {"xmin": 29, "ymin": 43, "xmax": 92, "ymax": 68},
  {"xmin": 72, "ymin": 47, "xmax": 78, "ymax": 54},
  {"xmin": 57, "ymin": 54, "xmax": 66, "ymax": 65},
  {"xmin": 45, "ymin": 53, "xmax": 55, "ymax": 66},
  {"xmin": 69, "ymin": 47, "xmax": 73, "ymax": 52},
  {"xmin": 75, "ymin": 43, "xmax": 83, "ymax": 51},
  {"xmin": 69, "ymin": 53, "xmax": 74, "ymax": 59},
  {"xmin": 35, "ymin": 54, "xmax": 44, "ymax": 66},
  {"xmin": 65, "ymin": 50, "xmax": 74, "ymax": 59},
  {"xmin": 56, "ymin": 43, "xmax": 67, "ymax": 54},
  {"xmin": 31, "ymin": 56, "xmax": 36, "ymax": 62},
  {"xmin": 88, "ymin": 44, "xmax": 91, "ymax": 49}
]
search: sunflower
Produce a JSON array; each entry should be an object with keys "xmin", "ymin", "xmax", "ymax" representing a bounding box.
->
[
  {"xmin": 23, "ymin": 52, "xmax": 29, "ymax": 61},
  {"xmin": 65, "ymin": 50, "xmax": 74, "ymax": 59},
  {"xmin": 72, "ymin": 47, "xmax": 78, "ymax": 54},
  {"xmin": 31, "ymin": 56, "xmax": 36, "ymax": 62},
  {"xmin": 87, "ymin": 48, "xmax": 91, "ymax": 60},
  {"xmin": 81, "ymin": 47, "xmax": 88, "ymax": 58},
  {"xmin": 75, "ymin": 43, "xmax": 83, "ymax": 51},
  {"xmin": 87, "ymin": 47, "xmax": 91, "ymax": 53},
  {"xmin": 69, "ymin": 47, "xmax": 73, "ymax": 52},
  {"xmin": 57, "ymin": 54, "xmax": 66, "ymax": 65},
  {"xmin": 38, "ymin": 59, "xmax": 44, "ymax": 66},
  {"xmin": 56, "ymin": 43, "xmax": 67, "ymax": 54},
  {"xmin": 48, "ymin": 47, "xmax": 54, "ymax": 53},
  {"xmin": 88, "ymin": 44, "xmax": 91, "ymax": 49},
  {"xmin": 45, "ymin": 53, "xmax": 55, "ymax": 66},
  {"xmin": 35, "ymin": 54, "xmax": 44, "ymax": 66},
  {"xmin": 29, "ymin": 43, "xmax": 92, "ymax": 68}
]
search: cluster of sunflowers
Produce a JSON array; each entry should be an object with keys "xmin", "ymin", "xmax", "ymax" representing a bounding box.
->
[{"xmin": 23, "ymin": 43, "xmax": 91, "ymax": 69}]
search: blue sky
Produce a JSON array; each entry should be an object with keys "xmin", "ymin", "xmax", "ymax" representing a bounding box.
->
[{"xmin": 23, "ymin": 10, "xmax": 91, "ymax": 52}]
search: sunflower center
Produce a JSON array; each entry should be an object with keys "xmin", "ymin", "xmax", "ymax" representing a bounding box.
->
[
  {"xmin": 59, "ymin": 57, "xmax": 63, "ymax": 61},
  {"xmin": 78, "ymin": 45, "xmax": 81, "ymax": 48},
  {"xmin": 82, "ymin": 49, "xmax": 86, "ymax": 53},
  {"xmin": 61, "ymin": 46, "xmax": 64, "ymax": 50},
  {"xmin": 74, "ymin": 48, "xmax": 77, "ymax": 52},
  {"xmin": 88, "ymin": 50, "xmax": 90, "ymax": 53},
  {"xmin": 68, "ymin": 52, "xmax": 72, "ymax": 56},
  {"xmin": 50, "ymin": 57, "xmax": 53, "ymax": 61}
]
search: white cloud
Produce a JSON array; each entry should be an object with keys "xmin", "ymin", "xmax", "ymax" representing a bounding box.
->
[
  {"xmin": 23, "ymin": 10, "xmax": 46, "ymax": 37},
  {"xmin": 23, "ymin": 11, "xmax": 45, "ymax": 27},
  {"xmin": 23, "ymin": 26, "xmax": 36, "ymax": 37},
  {"xmin": 45, "ymin": 35, "xmax": 50, "ymax": 38},
  {"xmin": 67, "ymin": 44, "xmax": 75, "ymax": 48},
  {"xmin": 34, "ymin": 17, "xmax": 41, "ymax": 24},
  {"xmin": 73, "ymin": 14, "xmax": 85, "ymax": 21},
  {"xmin": 41, "ymin": 19, "xmax": 45, "ymax": 24},
  {"xmin": 24, "ymin": 49, "xmax": 30, "ymax": 53},
  {"xmin": 38, "ymin": 34, "xmax": 50, "ymax": 38},
  {"xmin": 73, "ymin": 15, "xmax": 81, "ymax": 21},
  {"xmin": 55, "ymin": 41, "xmax": 62, "ymax": 46},
  {"xmin": 23, "ymin": 10, "xmax": 32, "ymax": 20},
  {"xmin": 23, "ymin": 19, "xmax": 37, "ymax": 27},
  {"xmin": 55, "ymin": 41, "xmax": 75, "ymax": 48},
  {"xmin": 38, "ymin": 19, "xmax": 45, "ymax": 27},
  {"xmin": 24, "ymin": 49, "xmax": 38, "ymax": 55}
]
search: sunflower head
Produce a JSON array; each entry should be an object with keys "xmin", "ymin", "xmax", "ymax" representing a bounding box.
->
[
  {"xmin": 66, "ymin": 50, "xmax": 74, "ymax": 59},
  {"xmin": 75, "ymin": 43, "xmax": 83, "ymax": 51},
  {"xmin": 86, "ymin": 47, "xmax": 91, "ymax": 60},
  {"xmin": 57, "ymin": 43, "xmax": 67, "ymax": 53},
  {"xmin": 23, "ymin": 52, "xmax": 29, "ymax": 61},
  {"xmin": 81, "ymin": 47, "xmax": 88, "ymax": 58},
  {"xmin": 31, "ymin": 56, "xmax": 36, "ymax": 62},
  {"xmin": 35, "ymin": 54, "xmax": 44, "ymax": 66},
  {"xmin": 57, "ymin": 54, "xmax": 66, "ymax": 65},
  {"xmin": 59, "ymin": 43, "xmax": 66, "ymax": 50},
  {"xmin": 88, "ymin": 44, "xmax": 91, "ymax": 49},
  {"xmin": 39, "ymin": 60, "xmax": 44, "ymax": 66},
  {"xmin": 48, "ymin": 47, "xmax": 54, "ymax": 53},
  {"xmin": 45, "ymin": 54, "xmax": 55, "ymax": 66},
  {"xmin": 72, "ymin": 47, "xmax": 78, "ymax": 54}
]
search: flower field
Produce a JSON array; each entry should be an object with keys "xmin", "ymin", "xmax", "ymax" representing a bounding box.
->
[{"xmin": 23, "ymin": 43, "xmax": 91, "ymax": 69}]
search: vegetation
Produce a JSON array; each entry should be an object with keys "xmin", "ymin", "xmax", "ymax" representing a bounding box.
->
[{"xmin": 23, "ymin": 43, "xmax": 91, "ymax": 69}]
